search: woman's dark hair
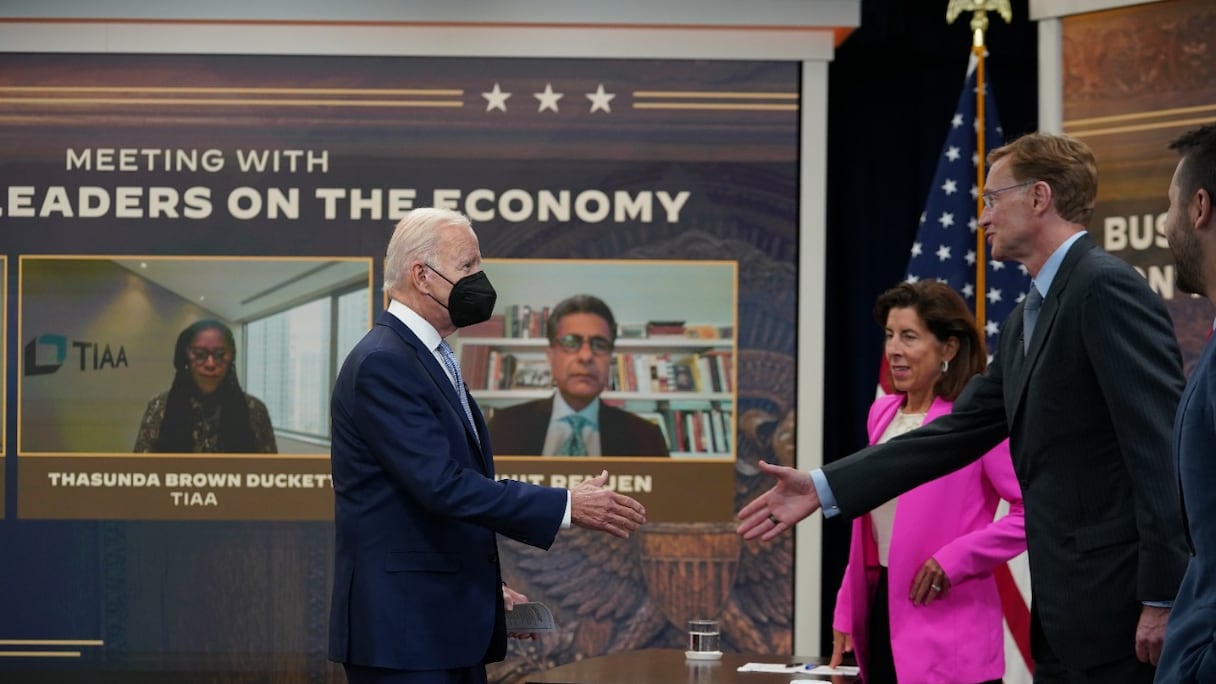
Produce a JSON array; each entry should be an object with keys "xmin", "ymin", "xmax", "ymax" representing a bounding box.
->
[
  {"xmin": 153, "ymin": 319, "xmax": 256, "ymax": 453},
  {"xmin": 873, "ymin": 281, "xmax": 987, "ymax": 401}
]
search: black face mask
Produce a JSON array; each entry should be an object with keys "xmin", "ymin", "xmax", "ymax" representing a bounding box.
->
[{"xmin": 426, "ymin": 264, "xmax": 498, "ymax": 328}]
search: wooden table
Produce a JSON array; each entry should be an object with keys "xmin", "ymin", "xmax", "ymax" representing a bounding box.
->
[{"xmin": 524, "ymin": 648, "xmax": 854, "ymax": 684}]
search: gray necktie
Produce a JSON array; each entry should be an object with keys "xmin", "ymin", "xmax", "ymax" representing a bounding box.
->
[
  {"xmin": 437, "ymin": 340, "xmax": 479, "ymax": 443},
  {"xmin": 558, "ymin": 414, "xmax": 591, "ymax": 456},
  {"xmin": 1023, "ymin": 285, "xmax": 1044, "ymax": 352}
]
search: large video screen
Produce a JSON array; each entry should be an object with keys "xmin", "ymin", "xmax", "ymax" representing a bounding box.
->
[{"xmin": 0, "ymin": 52, "xmax": 798, "ymax": 676}]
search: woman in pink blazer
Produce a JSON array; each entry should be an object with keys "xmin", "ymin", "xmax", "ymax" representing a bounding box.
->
[{"xmin": 829, "ymin": 281, "xmax": 1026, "ymax": 683}]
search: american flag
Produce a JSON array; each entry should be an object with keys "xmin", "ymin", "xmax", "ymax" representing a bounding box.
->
[
  {"xmin": 903, "ymin": 54, "xmax": 1031, "ymax": 361},
  {"xmin": 897, "ymin": 54, "xmax": 1035, "ymax": 682}
]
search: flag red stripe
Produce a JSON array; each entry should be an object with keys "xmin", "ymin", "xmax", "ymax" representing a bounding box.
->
[{"xmin": 995, "ymin": 562, "xmax": 1033, "ymax": 671}]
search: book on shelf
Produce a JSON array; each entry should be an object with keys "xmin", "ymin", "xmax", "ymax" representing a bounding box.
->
[
  {"xmin": 460, "ymin": 314, "xmax": 506, "ymax": 338},
  {"xmin": 701, "ymin": 349, "xmax": 733, "ymax": 392},
  {"xmin": 645, "ymin": 320, "xmax": 686, "ymax": 337},
  {"xmin": 661, "ymin": 400, "xmax": 733, "ymax": 455},
  {"xmin": 607, "ymin": 351, "xmax": 732, "ymax": 394},
  {"xmin": 503, "ymin": 304, "xmax": 551, "ymax": 339},
  {"xmin": 509, "ymin": 359, "xmax": 552, "ymax": 389},
  {"xmin": 672, "ymin": 360, "xmax": 696, "ymax": 392},
  {"xmin": 465, "ymin": 351, "xmax": 553, "ymax": 391},
  {"xmin": 484, "ymin": 351, "xmax": 519, "ymax": 391},
  {"xmin": 461, "ymin": 344, "xmax": 493, "ymax": 390},
  {"xmin": 617, "ymin": 322, "xmax": 647, "ymax": 339}
]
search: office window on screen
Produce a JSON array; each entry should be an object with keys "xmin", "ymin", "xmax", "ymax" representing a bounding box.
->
[{"xmin": 244, "ymin": 286, "xmax": 369, "ymax": 444}]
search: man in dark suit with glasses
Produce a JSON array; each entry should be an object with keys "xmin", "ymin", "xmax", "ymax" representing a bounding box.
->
[
  {"xmin": 739, "ymin": 132, "xmax": 1189, "ymax": 683},
  {"xmin": 489, "ymin": 294, "xmax": 670, "ymax": 457}
]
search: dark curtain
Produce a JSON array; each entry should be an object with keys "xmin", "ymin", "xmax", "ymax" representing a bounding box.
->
[{"xmin": 820, "ymin": 1, "xmax": 1039, "ymax": 654}]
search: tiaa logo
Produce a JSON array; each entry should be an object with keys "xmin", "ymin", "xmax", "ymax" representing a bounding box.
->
[{"xmin": 24, "ymin": 333, "xmax": 128, "ymax": 375}]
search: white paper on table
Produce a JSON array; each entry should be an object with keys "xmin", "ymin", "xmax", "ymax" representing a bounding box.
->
[
  {"xmin": 794, "ymin": 664, "xmax": 861, "ymax": 677},
  {"xmin": 504, "ymin": 602, "xmax": 556, "ymax": 633},
  {"xmin": 736, "ymin": 663, "xmax": 804, "ymax": 673}
]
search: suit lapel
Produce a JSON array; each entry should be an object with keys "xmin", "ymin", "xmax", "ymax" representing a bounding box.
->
[
  {"xmin": 470, "ymin": 395, "xmax": 494, "ymax": 474},
  {"xmin": 378, "ymin": 313, "xmax": 492, "ymax": 473},
  {"xmin": 1009, "ymin": 235, "xmax": 1094, "ymax": 422}
]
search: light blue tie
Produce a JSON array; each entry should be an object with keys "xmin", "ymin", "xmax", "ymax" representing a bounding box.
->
[
  {"xmin": 1023, "ymin": 285, "xmax": 1044, "ymax": 352},
  {"xmin": 558, "ymin": 414, "xmax": 591, "ymax": 456},
  {"xmin": 437, "ymin": 340, "xmax": 479, "ymax": 443}
]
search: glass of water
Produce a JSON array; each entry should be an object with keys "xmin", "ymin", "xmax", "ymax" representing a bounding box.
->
[{"xmin": 687, "ymin": 619, "xmax": 721, "ymax": 654}]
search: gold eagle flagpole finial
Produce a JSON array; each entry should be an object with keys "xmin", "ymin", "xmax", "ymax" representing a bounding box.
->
[{"xmin": 946, "ymin": 0, "xmax": 1012, "ymax": 48}]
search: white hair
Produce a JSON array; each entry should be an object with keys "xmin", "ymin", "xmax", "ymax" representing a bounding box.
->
[{"xmin": 382, "ymin": 208, "xmax": 472, "ymax": 294}]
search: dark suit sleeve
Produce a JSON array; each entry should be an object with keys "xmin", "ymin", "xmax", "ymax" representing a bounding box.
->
[
  {"xmin": 822, "ymin": 368, "xmax": 1009, "ymax": 519},
  {"xmin": 353, "ymin": 350, "xmax": 566, "ymax": 548},
  {"xmin": 1080, "ymin": 263, "xmax": 1188, "ymax": 600}
]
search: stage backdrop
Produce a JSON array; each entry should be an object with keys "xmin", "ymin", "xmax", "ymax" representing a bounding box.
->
[
  {"xmin": 0, "ymin": 53, "xmax": 798, "ymax": 681},
  {"xmin": 1061, "ymin": 0, "xmax": 1216, "ymax": 368}
]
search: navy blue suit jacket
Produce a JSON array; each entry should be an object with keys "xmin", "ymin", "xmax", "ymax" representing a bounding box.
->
[
  {"xmin": 1157, "ymin": 336, "xmax": 1216, "ymax": 683},
  {"xmin": 328, "ymin": 311, "xmax": 567, "ymax": 671}
]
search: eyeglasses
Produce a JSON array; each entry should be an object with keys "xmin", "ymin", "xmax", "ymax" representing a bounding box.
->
[
  {"xmin": 981, "ymin": 180, "xmax": 1037, "ymax": 209},
  {"xmin": 188, "ymin": 347, "xmax": 232, "ymax": 365},
  {"xmin": 553, "ymin": 334, "xmax": 613, "ymax": 356}
]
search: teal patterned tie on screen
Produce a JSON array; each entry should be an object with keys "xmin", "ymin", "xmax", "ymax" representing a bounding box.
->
[
  {"xmin": 1023, "ymin": 286, "xmax": 1043, "ymax": 353},
  {"xmin": 437, "ymin": 340, "xmax": 479, "ymax": 444},
  {"xmin": 559, "ymin": 414, "xmax": 591, "ymax": 456}
]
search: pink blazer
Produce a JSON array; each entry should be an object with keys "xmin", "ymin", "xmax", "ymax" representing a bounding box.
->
[{"xmin": 832, "ymin": 394, "xmax": 1026, "ymax": 684}]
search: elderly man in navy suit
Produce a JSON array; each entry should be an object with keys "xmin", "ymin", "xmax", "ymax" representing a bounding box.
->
[
  {"xmin": 1156, "ymin": 124, "xmax": 1216, "ymax": 683},
  {"xmin": 328, "ymin": 207, "xmax": 647, "ymax": 684},
  {"xmin": 739, "ymin": 132, "xmax": 1190, "ymax": 683}
]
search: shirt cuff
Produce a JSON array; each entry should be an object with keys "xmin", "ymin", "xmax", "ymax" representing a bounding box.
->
[
  {"xmin": 562, "ymin": 492, "xmax": 572, "ymax": 528},
  {"xmin": 810, "ymin": 468, "xmax": 841, "ymax": 518},
  {"xmin": 1143, "ymin": 601, "xmax": 1173, "ymax": 608}
]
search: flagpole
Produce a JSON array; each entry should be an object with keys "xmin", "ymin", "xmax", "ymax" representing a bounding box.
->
[
  {"xmin": 947, "ymin": 0, "xmax": 1011, "ymax": 335},
  {"xmin": 946, "ymin": 5, "xmax": 1033, "ymax": 677},
  {"xmin": 975, "ymin": 42, "xmax": 988, "ymax": 329}
]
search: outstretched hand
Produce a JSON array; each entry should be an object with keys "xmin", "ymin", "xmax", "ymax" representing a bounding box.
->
[
  {"xmin": 570, "ymin": 469, "xmax": 647, "ymax": 538},
  {"xmin": 736, "ymin": 460, "xmax": 820, "ymax": 540}
]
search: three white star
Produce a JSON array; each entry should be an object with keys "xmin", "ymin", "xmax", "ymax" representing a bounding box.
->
[
  {"xmin": 534, "ymin": 83, "xmax": 564, "ymax": 112},
  {"xmin": 586, "ymin": 84, "xmax": 615, "ymax": 113},
  {"xmin": 482, "ymin": 83, "xmax": 511, "ymax": 112}
]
